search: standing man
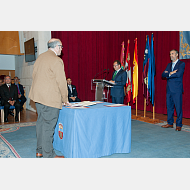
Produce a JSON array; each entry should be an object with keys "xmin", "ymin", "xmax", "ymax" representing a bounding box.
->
[
  {"xmin": 110, "ymin": 60, "xmax": 127, "ymax": 104},
  {"xmin": 0, "ymin": 75, "xmax": 20, "ymax": 122},
  {"xmin": 14, "ymin": 76, "xmax": 27, "ymax": 111},
  {"xmin": 67, "ymin": 77, "xmax": 81, "ymax": 102},
  {"xmin": 161, "ymin": 49, "xmax": 185, "ymax": 131},
  {"xmin": 29, "ymin": 38, "xmax": 71, "ymax": 158}
]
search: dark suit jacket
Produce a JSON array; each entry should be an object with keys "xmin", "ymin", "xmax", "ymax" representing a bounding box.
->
[
  {"xmin": 110, "ymin": 69, "xmax": 127, "ymax": 97},
  {"xmin": 14, "ymin": 83, "xmax": 25, "ymax": 96},
  {"xmin": 67, "ymin": 84, "xmax": 78, "ymax": 98},
  {"xmin": 0, "ymin": 84, "xmax": 19, "ymax": 105},
  {"xmin": 162, "ymin": 60, "xmax": 185, "ymax": 93}
]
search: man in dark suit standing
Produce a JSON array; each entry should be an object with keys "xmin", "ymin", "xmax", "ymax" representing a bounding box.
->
[
  {"xmin": 0, "ymin": 75, "xmax": 20, "ymax": 122},
  {"xmin": 110, "ymin": 60, "xmax": 127, "ymax": 104},
  {"xmin": 161, "ymin": 49, "xmax": 185, "ymax": 131},
  {"xmin": 67, "ymin": 77, "xmax": 81, "ymax": 102},
  {"xmin": 14, "ymin": 76, "xmax": 27, "ymax": 111}
]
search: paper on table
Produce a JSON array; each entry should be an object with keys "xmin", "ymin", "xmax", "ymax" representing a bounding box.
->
[{"xmin": 104, "ymin": 104, "xmax": 126, "ymax": 107}]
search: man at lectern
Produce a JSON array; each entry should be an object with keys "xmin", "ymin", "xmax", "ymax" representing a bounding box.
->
[{"xmin": 110, "ymin": 60, "xmax": 127, "ymax": 104}]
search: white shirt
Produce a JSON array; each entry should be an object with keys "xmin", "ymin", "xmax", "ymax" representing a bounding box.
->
[{"xmin": 172, "ymin": 59, "xmax": 178, "ymax": 71}]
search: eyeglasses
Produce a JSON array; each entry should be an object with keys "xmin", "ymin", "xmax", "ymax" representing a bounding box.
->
[
  {"xmin": 113, "ymin": 64, "xmax": 119, "ymax": 67},
  {"xmin": 58, "ymin": 45, "xmax": 63, "ymax": 48}
]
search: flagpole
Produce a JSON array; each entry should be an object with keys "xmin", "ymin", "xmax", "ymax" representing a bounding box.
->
[
  {"xmin": 153, "ymin": 101, "xmax": 155, "ymax": 120},
  {"xmin": 136, "ymin": 97, "xmax": 137, "ymax": 116},
  {"xmin": 144, "ymin": 98, "xmax": 146, "ymax": 117}
]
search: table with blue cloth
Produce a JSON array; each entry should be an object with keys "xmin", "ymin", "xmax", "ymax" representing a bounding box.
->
[{"xmin": 53, "ymin": 102, "xmax": 131, "ymax": 158}]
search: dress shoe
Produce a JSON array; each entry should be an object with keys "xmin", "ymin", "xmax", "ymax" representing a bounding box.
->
[
  {"xmin": 176, "ymin": 126, "xmax": 182, "ymax": 131},
  {"xmin": 54, "ymin": 155, "xmax": 65, "ymax": 158},
  {"xmin": 36, "ymin": 153, "xmax": 43, "ymax": 158},
  {"xmin": 4, "ymin": 118, "xmax": 8, "ymax": 123},
  {"xmin": 15, "ymin": 117, "xmax": 19, "ymax": 122},
  {"xmin": 161, "ymin": 124, "xmax": 173, "ymax": 128}
]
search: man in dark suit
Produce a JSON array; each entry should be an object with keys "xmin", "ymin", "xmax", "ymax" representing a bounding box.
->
[
  {"xmin": 0, "ymin": 75, "xmax": 20, "ymax": 122},
  {"xmin": 67, "ymin": 77, "xmax": 81, "ymax": 102},
  {"xmin": 14, "ymin": 76, "xmax": 26, "ymax": 111},
  {"xmin": 110, "ymin": 60, "xmax": 127, "ymax": 104},
  {"xmin": 161, "ymin": 49, "xmax": 185, "ymax": 131}
]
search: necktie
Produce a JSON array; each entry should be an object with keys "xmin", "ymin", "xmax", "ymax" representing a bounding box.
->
[
  {"xmin": 113, "ymin": 71, "xmax": 117, "ymax": 80},
  {"xmin": 172, "ymin": 63, "xmax": 175, "ymax": 71},
  {"xmin": 16, "ymin": 84, "xmax": 21, "ymax": 95},
  {"xmin": 8, "ymin": 85, "xmax": 10, "ymax": 91},
  {"xmin": 69, "ymin": 85, "xmax": 72, "ymax": 93}
]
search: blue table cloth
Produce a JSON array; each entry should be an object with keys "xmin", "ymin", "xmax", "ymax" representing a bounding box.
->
[{"xmin": 53, "ymin": 102, "xmax": 131, "ymax": 158}]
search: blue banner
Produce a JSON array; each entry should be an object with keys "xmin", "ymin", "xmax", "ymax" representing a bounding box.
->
[{"xmin": 180, "ymin": 31, "xmax": 190, "ymax": 59}]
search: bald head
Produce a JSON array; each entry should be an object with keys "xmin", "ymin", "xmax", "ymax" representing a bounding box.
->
[{"xmin": 47, "ymin": 38, "xmax": 63, "ymax": 56}]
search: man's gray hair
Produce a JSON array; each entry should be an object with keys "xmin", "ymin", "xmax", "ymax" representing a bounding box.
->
[
  {"xmin": 170, "ymin": 49, "xmax": 179, "ymax": 56},
  {"xmin": 47, "ymin": 40, "xmax": 61, "ymax": 48}
]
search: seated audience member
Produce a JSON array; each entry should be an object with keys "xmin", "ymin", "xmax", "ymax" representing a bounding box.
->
[
  {"xmin": 67, "ymin": 77, "xmax": 81, "ymax": 102},
  {"xmin": 14, "ymin": 76, "xmax": 27, "ymax": 111},
  {"xmin": 0, "ymin": 76, "xmax": 20, "ymax": 122},
  {"xmin": 0, "ymin": 78, "xmax": 3, "ymax": 86}
]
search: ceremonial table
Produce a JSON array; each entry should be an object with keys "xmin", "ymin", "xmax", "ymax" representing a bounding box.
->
[{"xmin": 53, "ymin": 102, "xmax": 131, "ymax": 158}]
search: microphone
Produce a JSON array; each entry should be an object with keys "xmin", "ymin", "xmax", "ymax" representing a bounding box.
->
[
  {"xmin": 103, "ymin": 68, "xmax": 109, "ymax": 79},
  {"xmin": 94, "ymin": 69, "xmax": 107, "ymax": 79}
]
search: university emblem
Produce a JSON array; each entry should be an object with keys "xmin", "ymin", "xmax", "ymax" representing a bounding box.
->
[{"xmin": 58, "ymin": 123, "xmax": 63, "ymax": 140}]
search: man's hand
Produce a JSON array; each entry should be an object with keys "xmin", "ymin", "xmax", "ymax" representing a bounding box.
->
[
  {"xmin": 63, "ymin": 102, "xmax": 72, "ymax": 107},
  {"xmin": 18, "ymin": 94, "xmax": 21, "ymax": 98},
  {"xmin": 170, "ymin": 69, "xmax": 178, "ymax": 75},
  {"xmin": 9, "ymin": 100, "xmax": 15, "ymax": 106},
  {"xmin": 164, "ymin": 71, "xmax": 168, "ymax": 73},
  {"xmin": 109, "ymin": 80, "xmax": 115, "ymax": 83},
  {"xmin": 70, "ymin": 97, "xmax": 76, "ymax": 101}
]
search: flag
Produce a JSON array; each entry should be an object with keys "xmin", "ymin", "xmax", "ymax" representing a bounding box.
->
[
  {"xmin": 142, "ymin": 35, "xmax": 151, "ymax": 105},
  {"xmin": 148, "ymin": 33, "xmax": 155, "ymax": 105},
  {"xmin": 125, "ymin": 39, "xmax": 131, "ymax": 103},
  {"xmin": 132, "ymin": 38, "xmax": 138, "ymax": 104},
  {"xmin": 120, "ymin": 41, "xmax": 125, "ymax": 69}
]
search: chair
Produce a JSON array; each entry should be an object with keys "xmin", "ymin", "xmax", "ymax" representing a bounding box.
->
[
  {"xmin": 0, "ymin": 106, "xmax": 20, "ymax": 123},
  {"xmin": 0, "ymin": 106, "xmax": 4, "ymax": 123}
]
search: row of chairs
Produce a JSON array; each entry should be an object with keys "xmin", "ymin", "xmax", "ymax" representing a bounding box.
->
[{"xmin": 0, "ymin": 106, "xmax": 21, "ymax": 123}]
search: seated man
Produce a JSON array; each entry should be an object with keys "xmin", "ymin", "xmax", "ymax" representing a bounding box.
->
[
  {"xmin": 67, "ymin": 77, "xmax": 81, "ymax": 102},
  {"xmin": 14, "ymin": 76, "xmax": 27, "ymax": 111},
  {"xmin": 0, "ymin": 75, "xmax": 20, "ymax": 122}
]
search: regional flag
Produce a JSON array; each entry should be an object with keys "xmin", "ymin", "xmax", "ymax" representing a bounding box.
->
[
  {"xmin": 142, "ymin": 35, "xmax": 151, "ymax": 105},
  {"xmin": 148, "ymin": 33, "xmax": 155, "ymax": 105},
  {"xmin": 120, "ymin": 41, "xmax": 125, "ymax": 69},
  {"xmin": 132, "ymin": 38, "xmax": 138, "ymax": 104},
  {"xmin": 125, "ymin": 40, "xmax": 131, "ymax": 103}
]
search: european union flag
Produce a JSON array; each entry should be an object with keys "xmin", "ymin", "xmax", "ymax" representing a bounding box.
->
[{"xmin": 180, "ymin": 31, "xmax": 190, "ymax": 59}]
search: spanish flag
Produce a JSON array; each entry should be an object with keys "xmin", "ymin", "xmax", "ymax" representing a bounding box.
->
[{"xmin": 132, "ymin": 38, "xmax": 138, "ymax": 104}]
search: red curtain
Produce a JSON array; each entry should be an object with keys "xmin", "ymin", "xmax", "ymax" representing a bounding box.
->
[{"xmin": 51, "ymin": 31, "xmax": 190, "ymax": 118}]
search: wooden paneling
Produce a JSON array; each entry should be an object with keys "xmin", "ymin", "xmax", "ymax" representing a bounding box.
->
[
  {"xmin": 0, "ymin": 70, "xmax": 15, "ymax": 79},
  {"xmin": 0, "ymin": 31, "xmax": 24, "ymax": 55}
]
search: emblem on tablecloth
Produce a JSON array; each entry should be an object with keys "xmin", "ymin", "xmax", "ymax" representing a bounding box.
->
[{"xmin": 58, "ymin": 123, "xmax": 63, "ymax": 140}]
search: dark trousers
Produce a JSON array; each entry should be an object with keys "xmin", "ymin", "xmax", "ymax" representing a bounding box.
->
[
  {"xmin": 166, "ymin": 90, "xmax": 183, "ymax": 127},
  {"xmin": 112, "ymin": 96, "xmax": 124, "ymax": 104},
  {"xmin": 19, "ymin": 95, "xmax": 27, "ymax": 109},
  {"xmin": 3, "ymin": 101, "xmax": 20, "ymax": 119},
  {"xmin": 35, "ymin": 103, "xmax": 59, "ymax": 158}
]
